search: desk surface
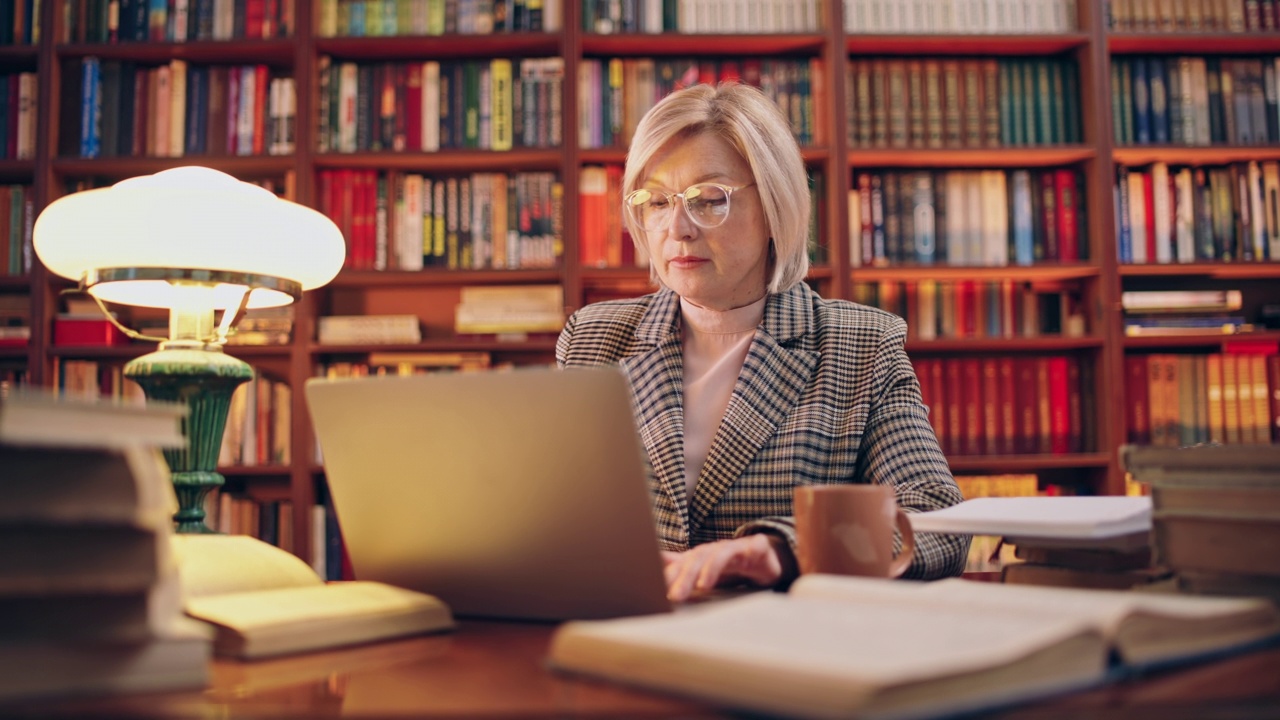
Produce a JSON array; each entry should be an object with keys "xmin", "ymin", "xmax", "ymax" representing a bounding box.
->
[{"xmin": 12, "ymin": 619, "xmax": 1280, "ymax": 719}]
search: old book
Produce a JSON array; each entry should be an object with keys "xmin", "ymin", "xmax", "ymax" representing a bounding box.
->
[
  {"xmin": 1002, "ymin": 562, "xmax": 1171, "ymax": 591},
  {"xmin": 173, "ymin": 534, "xmax": 454, "ymax": 659},
  {"xmin": 907, "ymin": 496, "xmax": 1153, "ymax": 541},
  {"xmin": 0, "ymin": 389, "xmax": 185, "ymax": 451},
  {"xmin": 549, "ymin": 574, "xmax": 1279, "ymax": 720}
]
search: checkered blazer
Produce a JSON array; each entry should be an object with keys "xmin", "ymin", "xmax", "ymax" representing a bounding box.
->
[{"xmin": 556, "ymin": 283, "xmax": 970, "ymax": 580}]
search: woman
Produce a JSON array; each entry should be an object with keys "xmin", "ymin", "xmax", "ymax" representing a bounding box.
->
[{"xmin": 556, "ymin": 83, "xmax": 968, "ymax": 600}]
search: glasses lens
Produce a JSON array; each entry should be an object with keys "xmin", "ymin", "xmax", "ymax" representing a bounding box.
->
[
  {"xmin": 684, "ymin": 184, "xmax": 731, "ymax": 228},
  {"xmin": 625, "ymin": 184, "xmax": 735, "ymax": 232}
]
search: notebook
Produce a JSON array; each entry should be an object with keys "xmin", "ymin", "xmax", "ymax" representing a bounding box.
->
[{"xmin": 304, "ymin": 365, "xmax": 672, "ymax": 621}]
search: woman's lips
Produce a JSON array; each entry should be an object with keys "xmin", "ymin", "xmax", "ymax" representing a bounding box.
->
[{"xmin": 668, "ymin": 256, "xmax": 708, "ymax": 269}]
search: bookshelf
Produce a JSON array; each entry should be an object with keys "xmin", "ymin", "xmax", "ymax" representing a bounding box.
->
[{"xmin": 6, "ymin": 0, "xmax": 1279, "ymax": 565}]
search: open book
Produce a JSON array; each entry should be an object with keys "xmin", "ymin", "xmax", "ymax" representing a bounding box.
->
[
  {"xmin": 548, "ymin": 575, "xmax": 1280, "ymax": 720},
  {"xmin": 173, "ymin": 535, "xmax": 454, "ymax": 659}
]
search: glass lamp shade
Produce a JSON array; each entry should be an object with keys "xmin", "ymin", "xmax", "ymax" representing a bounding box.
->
[{"xmin": 33, "ymin": 166, "xmax": 345, "ymax": 309}]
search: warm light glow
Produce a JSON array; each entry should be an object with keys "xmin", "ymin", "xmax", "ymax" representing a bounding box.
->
[{"xmin": 33, "ymin": 167, "xmax": 345, "ymax": 310}]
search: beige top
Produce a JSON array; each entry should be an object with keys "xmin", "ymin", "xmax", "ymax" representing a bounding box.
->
[{"xmin": 679, "ymin": 296, "xmax": 767, "ymax": 499}]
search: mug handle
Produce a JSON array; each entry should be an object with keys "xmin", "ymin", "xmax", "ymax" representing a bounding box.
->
[{"xmin": 887, "ymin": 509, "xmax": 916, "ymax": 578}]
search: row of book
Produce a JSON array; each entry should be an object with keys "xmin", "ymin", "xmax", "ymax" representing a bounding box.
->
[
  {"xmin": 317, "ymin": 169, "xmax": 563, "ymax": 272},
  {"xmin": 848, "ymin": 168, "xmax": 1086, "ymax": 268},
  {"xmin": 205, "ymin": 494, "xmax": 298, "ymax": 555},
  {"xmin": 317, "ymin": 57, "xmax": 563, "ymax": 154},
  {"xmin": 914, "ymin": 354, "xmax": 1091, "ymax": 458},
  {"xmin": 579, "ymin": 57, "xmax": 824, "ymax": 149},
  {"xmin": 585, "ymin": 0, "xmax": 823, "ymax": 33},
  {"xmin": 1113, "ymin": 56, "xmax": 1280, "ymax": 147},
  {"xmin": 72, "ymin": 59, "xmax": 296, "ymax": 159},
  {"xmin": 63, "ymin": 0, "xmax": 296, "ymax": 43},
  {"xmin": 51, "ymin": 359, "xmax": 146, "ymax": 403},
  {"xmin": 0, "ymin": 0, "xmax": 37, "ymax": 44},
  {"xmin": 218, "ymin": 374, "xmax": 291, "ymax": 468},
  {"xmin": 0, "ymin": 72, "xmax": 36, "ymax": 162},
  {"xmin": 319, "ymin": 0, "xmax": 562, "ymax": 35},
  {"xmin": 844, "ymin": 0, "xmax": 1078, "ymax": 33},
  {"xmin": 0, "ymin": 294, "xmax": 30, "ymax": 348},
  {"xmin": 0, "ymin": 184, "xmax": 32, "ymax": 277},
  {"xmin": 1108, "ymin": 0, "xmax": 1279, "ymax": 31},
  {"xmin": 1115, "ymin": 161, "xmax": 1280, "ymax": 264},
  {"xmin": 846, "ymin": 57, "xmax": 1081, "ymax": 150},
  {"xmin": 1127, "ymin": 352, "xmax": 1279, "ymax": 448},
  {"xmin": 852, "ymin": 279, "xmax": 1087, "ymax": 341}
]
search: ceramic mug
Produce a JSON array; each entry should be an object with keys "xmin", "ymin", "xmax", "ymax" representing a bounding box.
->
[{"xmin": 794, "ymin": 484, "xmax": 916, "ymax": 578}]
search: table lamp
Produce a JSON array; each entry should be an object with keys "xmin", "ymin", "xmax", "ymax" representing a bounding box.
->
[{"xmin": 32, "ymin": 166, "xmax": 346, "ymax": 533}]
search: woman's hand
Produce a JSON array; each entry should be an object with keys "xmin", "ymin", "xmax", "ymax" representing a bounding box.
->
[{"xmin": 661, "ymin": 534, "xmax": 793, "ymax": 602}]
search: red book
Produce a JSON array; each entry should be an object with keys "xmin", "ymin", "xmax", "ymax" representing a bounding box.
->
[
  {"xmin": 1048, "ymin": 356, "xmax": 1070, "ymax": 454},
  {"xmin": 1126, "ymin": 355, "xmax": 1151, "ymax": 444},
  {"xmin": 998, "ymin": 357, "xmax": 1017, "ymax": 455},
  {"xmin": 1141, "ymin": 170, "xmax": 1156, "ymax": 262},
  {"xmin": 962, "ymin": 358, "xmax": 984, "ymax": 456},
  {"xmin": 1067, "ymin": 356, "xmax": 1083, "ymax": 453},
  {"xmin": 1054, "ymin": 169, "xmax": 1078, "ymax": 261},
  {"xmin": 252, "ymin": 65, "xmax": 269, "ymax": 155},
  {"xmin": 981, "ymin": 358, "xmax": 1000, "ymax": 455},
  {"xmin": 945, "ymin": 358, "xmax": 964, "ymax": 456},
  {"xmin": 1269, "ymin": 355, "xmax": 1280, "ymax": 443},
  {"xmin": 405, "ymin": 63, "xmax": 423, "ymax": 151}
]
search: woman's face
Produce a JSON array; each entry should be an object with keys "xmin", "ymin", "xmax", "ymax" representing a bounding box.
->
[{"xmin": 637, "ymin": 133, "xmax": 771, "ymax": 311}]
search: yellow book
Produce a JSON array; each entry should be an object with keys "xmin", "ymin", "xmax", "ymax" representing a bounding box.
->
[{"xmin": 490, "ymin": 58, "xmax": 513, "ymax": 151}]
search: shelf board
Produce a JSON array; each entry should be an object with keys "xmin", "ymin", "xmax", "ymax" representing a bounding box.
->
[
  {"xmin": 580, "ymin": 146, "xmax": 831, "ymax": 165},
  {"xmin": 948, "ymin": 453, "xmax": 1111, "ymax": 473},
  {"xmin": 310, "ymin": 338, "xmax": 559, "ymax": 354},
  {"xmin": 1119, "ymin": 262, "xmax": 1280, "ymax": 279},
  {"xmin": 1109, "ymin": 32, "xmax": 1280, "ymax": 54},
  {"xmin": 316, "ymin": 33, "xmax": 560, "ymax": 59},
  {"xmin": 581, "ymin": 33, "xmax": 826, "ymax": 56},
  {"xmin": 850, "ymin": 146, "xmax": 1095, "ymax": 168},
  {"xmin": 905, "ymin": 336, "xmax": 1104, "ymax": 352},
  {"xmin": 328, "ymin": 268, "xmax": 563, "ymax": 287},
  {"xmin": 0, "ymin": 274, "xmax": 30, "ymax": 289},
  {"xmin": 1123, "ymin": 331, "xmax": 1280, "ymax": 349},
  {"xmin": 0, "ymin": 159, "xmax": 35, "ymax": 182},
  {"xmin": 0, "ymin": 346, "xmax": 29, "ymax": 359},
  {"xmin": 224, "ymin": 345, "xmax": 293, "ymax": 359},
  {"xmin": 55, "ymin": 39, "xmax": 296, "ymax": 64},
  {"xmin": 47, "ymin": 345, "xmax": 147, "ymax": 359},
  {"xmin": 314, "ymin": 149, "xmax": 563, "ymax": 172},
  {"xmin": 846, "ymin": 33, "xmax": 1090, "ymax": 55},
  {"xmin": 219, "ymin": 465, "xmax": 293, "ymax": 479},
  {"xmin": 51, "ymin": 155, "xmax": 296, "ymax": 178},
  {"xmin": 1112, "ymin": 145, "xmax": 1280, "ymax": 165},
  {"xmin": 0, "ymin": 44, "xmax": 37, "ymax": 62},
  {"xmin": 851, "ymin": 263, "xmax": 1100, "ymax": 281}
]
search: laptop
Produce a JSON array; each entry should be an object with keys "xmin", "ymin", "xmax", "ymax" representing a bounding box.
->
[{"xmin": 305, "ymin": 365, "xmax": 672, "ymax": 621}]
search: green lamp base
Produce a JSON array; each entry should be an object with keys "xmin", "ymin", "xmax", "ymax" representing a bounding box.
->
[{"xmin": 124, "ymin": 345, "xmax": 253, "ymax": 534}]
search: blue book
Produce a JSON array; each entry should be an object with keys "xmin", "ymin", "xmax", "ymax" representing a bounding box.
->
[
  {"xmin": 79, "ymin": 57, "xmax": 101, "ymax": 159},
  {"xmin": 912, "ymin": 172, "xmax": 936, "ymax": 264},
  {"xmin": 1116, "ymin": 167, "xmax": 1133, "ymax": 262},
  {"xmin": 1149, "ymin": 58, "xmax": 1169, "ymax": 145},
  {"xmin": 1011, "ymin": 170, "xmax": 1035, "ymax": 265},
  {"xmin": 1132, "ymin": 57, "xmax": 1151, "ymax": 145}
]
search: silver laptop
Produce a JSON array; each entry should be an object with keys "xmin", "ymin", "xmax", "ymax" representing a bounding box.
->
[{"xmin": 305, "ymin": 365, "xmax": 672, "ymax": 621}]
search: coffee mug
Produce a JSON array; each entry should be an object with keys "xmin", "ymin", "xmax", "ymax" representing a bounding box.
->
[{"xmin": 794, "ymin": 484, "xmax": 916, "ymax": 578}]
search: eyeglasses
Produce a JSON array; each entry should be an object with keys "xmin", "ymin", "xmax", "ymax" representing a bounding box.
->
[{"xmin": 623, "ymin": 182, "xmax": 755, "ymax": 233}]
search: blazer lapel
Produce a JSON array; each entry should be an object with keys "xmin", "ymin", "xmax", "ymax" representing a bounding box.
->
[
  {"xmin": 620, "ymin": 290, "xmax": 691, "ymax": 538},
  {"xmin": 687, "ymin": 285, "xmax": 820, "ymax": 534}
]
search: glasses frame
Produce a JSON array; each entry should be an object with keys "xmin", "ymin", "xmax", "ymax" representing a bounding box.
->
[{"xmin": 623, "ymin": 182, "xmax": 756, "ymax": 233}]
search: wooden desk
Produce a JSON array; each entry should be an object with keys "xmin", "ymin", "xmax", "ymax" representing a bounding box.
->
[{"xmin": 11, "ymin": 620, "xmax": 1280, "ymax": 719}]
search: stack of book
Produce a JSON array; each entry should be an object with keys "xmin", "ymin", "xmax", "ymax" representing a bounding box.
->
[
  {"xmin": 454, "ymin": 284, "xmax": 564, "ymax": 338},
  {"xmin": 0, "ymin": 391, "xmax": 211, "ymax": 703},
  {"xmin": 1123, "ymin": 444, "xmax": 1280, "ymax": 604},
  {"xmin": 1121, "ymin": 289, "xmax": 1252, "ymax": 336}
]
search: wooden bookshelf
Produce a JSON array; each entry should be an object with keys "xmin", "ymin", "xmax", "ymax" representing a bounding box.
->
[{"xmin": 6, "ymin": 0, "xmax": 1279, "ymax": 564}]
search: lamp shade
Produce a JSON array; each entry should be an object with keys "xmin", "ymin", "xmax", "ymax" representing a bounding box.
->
[{"xmin": 33, "ymin": 167, "xmax": 346, "ymax": 309}]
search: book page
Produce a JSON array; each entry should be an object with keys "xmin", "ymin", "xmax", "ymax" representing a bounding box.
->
[
  {"xmin": 907, "ymin": 496, "xmax": 1152, "ymax": 538},
  {"xmin": 791, "ymin": 575, "xmax": 1278, "ymax": 662},
  {"xmin": 551, "ymin": 593, "xmax": 1106, "ymax": 720},
  {"xmin": 172, "ymin": 534, "xmax": 322, "ymax": 599}
]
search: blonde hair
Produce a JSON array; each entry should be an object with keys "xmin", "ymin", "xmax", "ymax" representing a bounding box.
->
[{"xmin": 623, "ymin": 83, "xmax": 811, "ymax": 293}]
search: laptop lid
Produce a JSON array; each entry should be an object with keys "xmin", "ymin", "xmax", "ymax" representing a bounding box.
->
[{"xmin": 305, "ymin": 365, "xmax": 672, "ymax": 621}]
